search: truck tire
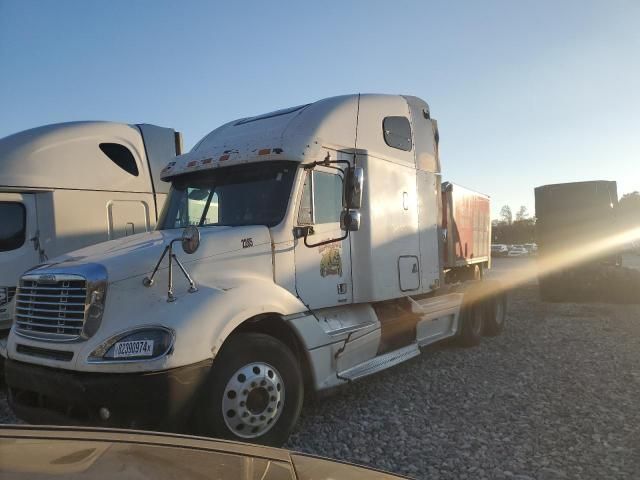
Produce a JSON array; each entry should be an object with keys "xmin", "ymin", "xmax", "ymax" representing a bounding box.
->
[
  {"xmin": 483, "ymin": 292, "xmax": 507, "ymax": 336},
  {"xmin": 196, "ymin": 332, "xmax": 303, "ymax": 447},
  {"xmin": 458, "ymin": 302, "xmax": 483, "ymax": 347}
]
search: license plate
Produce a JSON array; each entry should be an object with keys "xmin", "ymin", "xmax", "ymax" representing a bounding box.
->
[{"xmin": 113, "ymin": 340, "xmax": 154, "ymax": 358}]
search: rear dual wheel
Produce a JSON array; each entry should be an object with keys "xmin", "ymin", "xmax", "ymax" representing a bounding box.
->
[
  {"xmin": 458, "ymin": 285, "xmax": 507, "ymax": 346},
  {"xmin": 196, "ymin": 332, "xmax": 303, "ymax": 447},
  {"xmin": 458, "ymin": 301, "xmax": 484, "ymax": 347},
  {"xmin": 483, "ymin": 292, "xmax": 507, "ymax": 336}
]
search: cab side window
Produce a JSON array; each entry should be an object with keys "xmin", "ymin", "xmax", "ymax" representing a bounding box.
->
[
  {"xmin": 0, "ymin": 202, "xmax": 26, "ymax": 252},
  {"xmin": 297, "ymin": 171, "xmax": 343, "ymax": 225},
  {"xmin": 313, "ymin": 171, "xmax": 342, "ymax": 224}
]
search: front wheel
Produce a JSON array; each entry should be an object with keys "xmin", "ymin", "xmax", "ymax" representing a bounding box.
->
[{"xmin": 196, "ymin": 332, "xmax": 303, "ymax": 446}]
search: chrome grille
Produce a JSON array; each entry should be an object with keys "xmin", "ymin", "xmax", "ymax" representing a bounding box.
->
[{"xmin": 15, "ymin": 274, "xmax": 88, "ymax": 341}]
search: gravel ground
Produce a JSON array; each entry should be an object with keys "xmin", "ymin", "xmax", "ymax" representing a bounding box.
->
[
  {"xmin": 285, "ymin": 282, "xmax": 640, "ymax": 479},
  {"xmin": 1, "ymin": 261, "xmax": 639, "ymax": 479}
]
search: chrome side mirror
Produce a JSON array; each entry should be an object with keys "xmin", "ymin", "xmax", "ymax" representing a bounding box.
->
[
  {"xmin": 341, "ymin": 210, "xmax": 361, "ymax": 232},
  {"xmin": 181, "ymin": 225, "xmax": 200, "ymax": 254},
  {"xmin": 344, "ymin": 166, "xmax": 364, "ymax": 209}
]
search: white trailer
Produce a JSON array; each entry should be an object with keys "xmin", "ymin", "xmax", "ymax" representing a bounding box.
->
[
  {"xmin": 0, "ymin": 122, "xmax": 181, "ymax": 334},
  {"xmin": 4, "ymin": 95, "xmax": 505, "ymax": 446}
]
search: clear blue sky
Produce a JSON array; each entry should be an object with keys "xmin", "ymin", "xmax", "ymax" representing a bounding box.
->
[{"xmin": 1, "ymin": 0, "xmax": 638, "ymax": 217}]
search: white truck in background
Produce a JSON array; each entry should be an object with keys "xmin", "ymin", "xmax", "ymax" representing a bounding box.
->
[
  {"xmin": 0, "ymin": 122, "xmax": 182, "ymax": 335},
  {"xmin": 4, "ymin": 94, "xmax": 505, "ymax": 446}
]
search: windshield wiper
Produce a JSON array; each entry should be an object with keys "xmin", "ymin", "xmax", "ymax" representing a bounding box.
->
[{"xmin": 198, "ymin": 190, "xmax": 216, "ymax": 226}]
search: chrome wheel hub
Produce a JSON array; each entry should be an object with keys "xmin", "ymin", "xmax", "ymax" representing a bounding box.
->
[{"xmin": 222, "ymin": 362, "xmax": 285, "ymax": 438}]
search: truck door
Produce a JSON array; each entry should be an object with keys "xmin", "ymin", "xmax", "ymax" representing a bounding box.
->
[
  {"xmin": 107, "ymin": 200, "xmax": 152, "ymax": 239},
  {"xmin": 0, "ymin": 193, "xmax": 40, "ymax": 328},
  {"xmin": 294, "ymin": 168, "xmax": 352, "ymax": 309}
]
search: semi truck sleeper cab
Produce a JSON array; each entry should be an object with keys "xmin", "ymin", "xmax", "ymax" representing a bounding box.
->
[{"xmin": 5, "ymin": 94, "xmax": 506, "ymax": 446}]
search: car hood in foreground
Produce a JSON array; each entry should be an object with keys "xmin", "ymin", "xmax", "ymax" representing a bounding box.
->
[{"xmin": 0, "ymin": 426, "xmax": 409, "ymax": 480}]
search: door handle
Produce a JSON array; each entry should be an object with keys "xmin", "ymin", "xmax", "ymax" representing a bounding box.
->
[
  {"xmin": 125, "ymin": 222, "xmax": 135, "ymax": 236},
  {"xmin": 337, "ymin": 283, "xmax": 347, "ymax": 302}
]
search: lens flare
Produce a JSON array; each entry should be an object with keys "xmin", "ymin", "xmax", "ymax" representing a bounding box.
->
[{"xmin": 471, "ymin": 225, "xmax": 640, "ymax": 302}]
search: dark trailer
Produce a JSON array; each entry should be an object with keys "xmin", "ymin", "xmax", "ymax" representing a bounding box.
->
[{"xmin": 534, "ymin": 180, "xmax": 620, "ymax": 301}]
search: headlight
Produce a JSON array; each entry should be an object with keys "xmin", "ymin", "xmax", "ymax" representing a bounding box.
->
[
  {"xmin": 89, "ymin": 327, "xmax": 174, "ymax": 362},
  {"xmin": 83, "ymin": 286, "xmax": 107, "ymax": 338}
]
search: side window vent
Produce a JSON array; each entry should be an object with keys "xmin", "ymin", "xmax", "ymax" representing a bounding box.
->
[{"xmin": 99, "ymin": 143, "xmax": 139, "ymax": 176}]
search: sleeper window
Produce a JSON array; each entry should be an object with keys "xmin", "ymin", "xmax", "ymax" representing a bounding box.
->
[
  {"xmin": 99, "ymin": 143, "xmax": 140, "ymax": 176},
  {"xmin": 383, "ymin": 116, "xmax": 412, "ymax": 151}
]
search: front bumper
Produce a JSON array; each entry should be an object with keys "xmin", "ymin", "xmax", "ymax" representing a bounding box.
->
[{"xmin": 5, "ymin": 358, "xmax": 212, "ymax": 431}]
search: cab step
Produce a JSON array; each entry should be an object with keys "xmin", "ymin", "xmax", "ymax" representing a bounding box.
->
[{"xmin": 338, "ymin": 344, "xmax": 420, "ymax": 381}]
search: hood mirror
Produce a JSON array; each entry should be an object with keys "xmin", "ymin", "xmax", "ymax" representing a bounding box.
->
[
  {"xmin": 181, "ymin": 225, "xmax": 201, "ymax": 254},
  {"xmin": 143, "ymin": 226, "xmax": 199, "ymax": 302}
]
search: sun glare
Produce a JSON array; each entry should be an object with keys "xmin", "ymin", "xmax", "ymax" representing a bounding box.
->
[{"xmin": 475, "ymin": 225, "xmax": 640, "ymax": 301}]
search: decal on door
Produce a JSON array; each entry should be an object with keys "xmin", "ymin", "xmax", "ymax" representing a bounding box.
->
[{"xmin": 319, "ymin": 244, "xmax": 342, "ymax": 277}]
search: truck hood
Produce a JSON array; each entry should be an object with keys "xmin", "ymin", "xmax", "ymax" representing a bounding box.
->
[{"xmin": 31, "ymin": 226, "xmax": 272, "ymax": 283}]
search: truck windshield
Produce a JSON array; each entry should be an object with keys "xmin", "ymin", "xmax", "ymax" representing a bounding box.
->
[{"xmin": 158, "ymin": 161, "xmax": 298, "ymax": 229}]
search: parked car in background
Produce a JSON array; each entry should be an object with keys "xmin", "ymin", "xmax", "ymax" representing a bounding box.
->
[
  {"xmin": 508, "ymin": 245, "xmax": 529, "ymax": 257},
  {"xmin": 491, "ymin": 244, "xmax": 509, "ymax": 257},
  {"xmin": 523, "ymin": 243, "xmax": 538, "ymax": 255}
]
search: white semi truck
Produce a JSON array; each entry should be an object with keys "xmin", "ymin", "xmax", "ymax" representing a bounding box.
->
[
  {"xmin": 0, "ymin": 122, "xmax": 181, "ymax": 335},
  {"xmin": 4, "ymin": 95, "xmax": 505, "ymax": 446}
]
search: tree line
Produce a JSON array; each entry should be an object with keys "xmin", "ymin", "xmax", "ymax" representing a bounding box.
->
[{"xmin": 492, "ymin": 205, "xmax": 536, "ymax": 245}]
